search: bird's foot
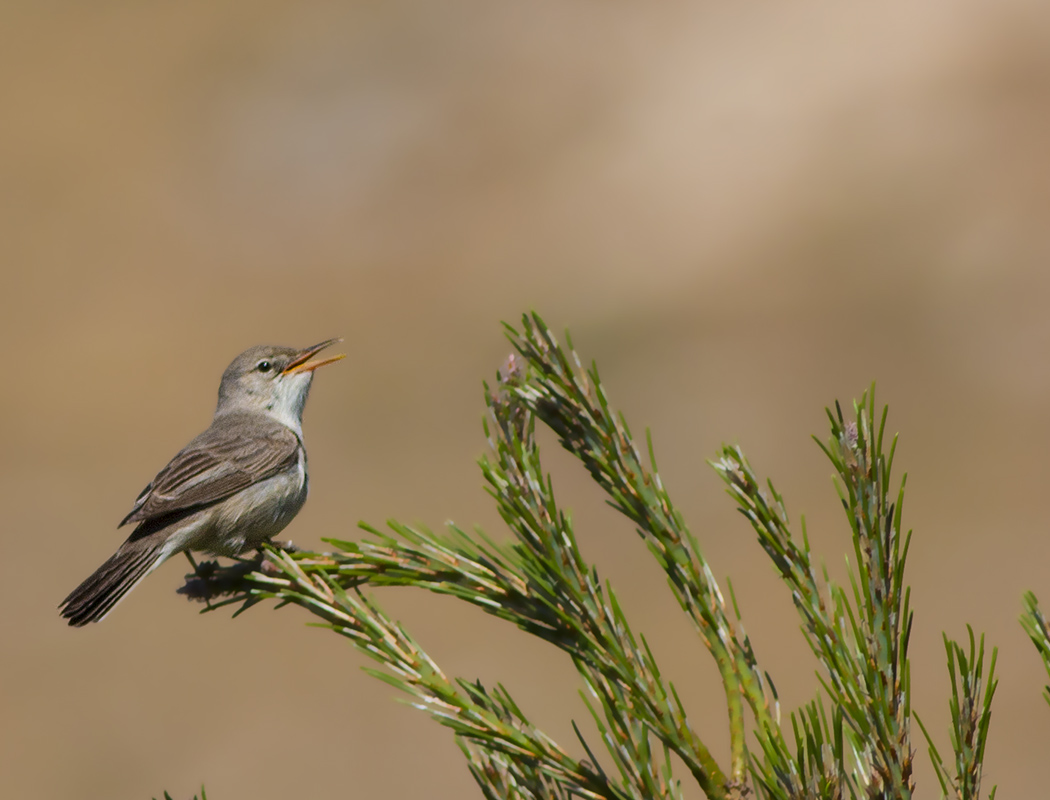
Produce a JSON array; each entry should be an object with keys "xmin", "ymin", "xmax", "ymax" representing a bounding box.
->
[
  {"xmin": 267, "ymin": 539, "xmax": 300, "ymax": 553},
  {"xmin": 183, "ymin": 550, "xmax": 220, "ymax": 578}
]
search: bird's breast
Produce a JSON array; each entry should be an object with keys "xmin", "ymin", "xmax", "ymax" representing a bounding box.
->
[{"xmin": 205, "ymin": 448, "xmax": 309, "ymax": 557}]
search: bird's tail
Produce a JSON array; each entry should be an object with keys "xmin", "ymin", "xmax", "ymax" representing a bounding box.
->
[{"xmin": 60, "ymin": 535, "xmax": 169, "ymax": 626}]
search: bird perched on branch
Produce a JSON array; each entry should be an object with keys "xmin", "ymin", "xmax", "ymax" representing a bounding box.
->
[{"xmin": 60, "ymin": 339, "xmax": 344, "ymax": 626}]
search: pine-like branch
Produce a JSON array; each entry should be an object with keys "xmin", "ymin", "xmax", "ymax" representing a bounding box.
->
[{"xmin": 176, "ymin": 312, "xmax": 1005, "ymax": 800}]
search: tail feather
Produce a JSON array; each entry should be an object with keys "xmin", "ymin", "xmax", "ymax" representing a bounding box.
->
[{"xmin": 60, "ymin": 537, "xmax": 168, "ymax": 626}]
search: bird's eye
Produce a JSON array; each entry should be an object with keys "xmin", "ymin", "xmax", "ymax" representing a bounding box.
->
[{"xmin": 256, "ymin": 360, "xmax": 272, "ymax": 373}]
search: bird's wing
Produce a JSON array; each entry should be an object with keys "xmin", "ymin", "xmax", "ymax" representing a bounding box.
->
[{"xmin": 120, "ymin": 414, "xmax": 302, "ymax": 526}]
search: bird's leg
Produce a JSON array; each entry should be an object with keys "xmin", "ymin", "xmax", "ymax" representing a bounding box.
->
[
  {"xmin": 182, "ymin": 551, "xmax": 216, "ymax": 610},
  {"xmin": 183, "ymin": 550, "xmax": 218, "ymax": 577}
]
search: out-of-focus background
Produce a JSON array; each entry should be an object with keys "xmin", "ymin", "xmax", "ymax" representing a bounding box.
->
[{"xmin": 3, "ymin": 1, "xmax": 1050, "ymax": 797}]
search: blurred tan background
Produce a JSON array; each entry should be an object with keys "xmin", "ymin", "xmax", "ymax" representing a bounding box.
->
[{"xmin": 3, "ymin": 1, "xmax": 1050, "ymax": 797}]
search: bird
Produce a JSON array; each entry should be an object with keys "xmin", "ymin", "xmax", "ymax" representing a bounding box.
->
[{"xmin": 59, "ymin": 339, "xmax": 344, "ymax": 626}]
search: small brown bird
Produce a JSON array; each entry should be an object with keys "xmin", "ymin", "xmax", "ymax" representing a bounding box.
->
[{"xmin": 60, "ymin": 339, "xmax": 344, "ymax": 626}]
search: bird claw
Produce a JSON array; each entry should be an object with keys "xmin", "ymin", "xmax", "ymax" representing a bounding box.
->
[{"xmin": 267, "ymin": 539, "xmax": 300, "ymax": 553}]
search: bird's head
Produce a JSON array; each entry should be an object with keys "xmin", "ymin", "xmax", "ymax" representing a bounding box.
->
[{"xmin": 216, "ymin": 339, "xmax": 344, "ymax": 432}]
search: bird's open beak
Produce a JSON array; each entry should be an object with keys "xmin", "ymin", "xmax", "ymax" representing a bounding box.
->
[{"xmin": 283, "ymin": 338, "xmax": 346, "ymax": 374}]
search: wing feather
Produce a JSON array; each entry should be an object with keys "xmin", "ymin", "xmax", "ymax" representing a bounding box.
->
[{"xmin": 120, "ymin": 413, "xmax": 301, "ymax": 526}]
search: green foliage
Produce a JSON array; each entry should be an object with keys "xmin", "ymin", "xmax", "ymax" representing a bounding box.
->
[
  {"xmin": 182, "ymin": 312, "xmax": 1017, "ymax": 800},
  {"xmin": 713, "ymin": 391, "xmax": 918, "ymax": 799},
  {"xmin": 916, "ymin": 629, "xmax": 997, "ymax": 800},
  {"xmin": 1020, "ymin": 593, "xmax": 1050, "ymax": 709}
]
